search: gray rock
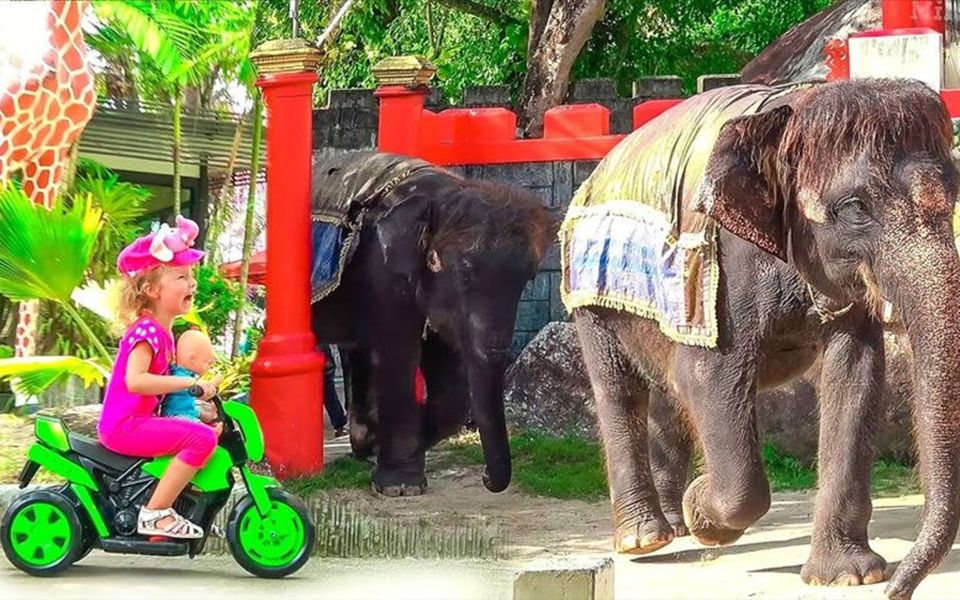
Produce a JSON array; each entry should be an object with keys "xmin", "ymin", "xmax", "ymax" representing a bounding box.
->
[{"xmin": 505, "ymin": 322, "xmax": 597, "ymax": 438}]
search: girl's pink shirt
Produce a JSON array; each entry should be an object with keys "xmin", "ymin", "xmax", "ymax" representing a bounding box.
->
[{"xmin": 97, "ymin": 314, "xmax": 174, "ymax": 438}]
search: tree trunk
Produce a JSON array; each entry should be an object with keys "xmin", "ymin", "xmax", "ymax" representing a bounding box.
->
[
  {"xmin": 204, "ymin": 111, "xmax": 247, "ymax": 265},
  {"xmin": 172, "ymin": 89, "xmax": 183, "ymax": 216},
  {"xmin": 518, "ymin": 0, "xmax": 606, "ymax": 137},
  {"xmin": 230, "ymin": 94, "xmax": 263, "ymax": 358}
]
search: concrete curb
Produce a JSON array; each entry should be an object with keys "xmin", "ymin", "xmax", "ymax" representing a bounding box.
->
[{"xmin": 510, "ymin": 556, "xmax": 613, "ymax": 600}]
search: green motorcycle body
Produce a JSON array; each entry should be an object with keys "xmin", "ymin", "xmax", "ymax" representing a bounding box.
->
[{"xmin": 1, "ymin": 398, "xmax": 315, "ymax": 578}]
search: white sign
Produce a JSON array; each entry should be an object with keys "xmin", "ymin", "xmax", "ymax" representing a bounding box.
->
[{"xmin": 849, "ymin": 31, "xmax": 943, "ymax": 91}]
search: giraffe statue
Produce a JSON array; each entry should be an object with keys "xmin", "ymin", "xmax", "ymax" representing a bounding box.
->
[{"xmin": 0, "ymin": 0, "xmax": 97, "ymax": 358}]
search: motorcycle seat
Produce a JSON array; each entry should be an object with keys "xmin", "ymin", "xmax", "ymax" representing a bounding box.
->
[{"xmin": 67, "ymin": 432, "xmax": 143, "ymax": 472}]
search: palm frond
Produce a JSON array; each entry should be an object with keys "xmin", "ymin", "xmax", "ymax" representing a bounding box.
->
[
  {"xmin": 0, "ymin": 356, "xmax": 109, "ymax": 397},
  {"xmin": 0, "ymin": 186, "xmax": 102, "ymax": 303}
]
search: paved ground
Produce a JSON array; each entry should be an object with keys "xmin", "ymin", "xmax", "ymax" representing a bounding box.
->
[{"xmin": 4, "ymin": 491, "xmax": 960, "ymax": 599}]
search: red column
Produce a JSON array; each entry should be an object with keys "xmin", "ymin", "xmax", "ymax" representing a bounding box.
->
[
  {"xmin": 913, "ymin": 0, "xmax": 946, "ymax": 35},
  {"xmin": 374, "ymin": 85, "xmax": 430, "ymax": 156},
  {"xmin": 250, "ymin": 71, "xmax": 325, "ymax": 479},
  {"xmin": 882, "ymin": 0, "xmax": 915, "ymax": 30}
]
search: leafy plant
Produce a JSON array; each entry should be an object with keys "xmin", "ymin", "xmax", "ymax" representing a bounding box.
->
[{"xmin": 193, "ymin": 263, "xmax": 242, "ymax": 343}]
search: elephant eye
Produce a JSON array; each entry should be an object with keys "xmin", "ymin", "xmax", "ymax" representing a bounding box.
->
[{"xmin": 834, "ymin": 196, "xmax": 871, "ymax": 224}]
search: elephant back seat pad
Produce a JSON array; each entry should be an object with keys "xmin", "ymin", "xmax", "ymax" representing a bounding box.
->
[
  {"xmin": 560, "ymin": 83, "xmax": 811, "ymax": 348},
  {"xmin": 309, "ymin": 151, "xmax": 437, "ymax": 301}
]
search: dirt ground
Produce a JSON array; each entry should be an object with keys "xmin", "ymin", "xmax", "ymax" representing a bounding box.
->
[{"xmin": 5, "ymin": 413, "xmax": 960, "ymax": 598}]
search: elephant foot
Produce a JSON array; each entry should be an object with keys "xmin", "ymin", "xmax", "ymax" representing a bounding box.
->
[
  {"xmin": 801, "ymin": 544, "xmax": 888, "ymax": 587},
  {"xmin": 614, "ymin": 517, "xmax": 675, "ymax": 555},
  {"xmin": 373, "ymin": 467, "xmax": 427, "ymax": 498},
  {"xmin": 682, "ymin": 475, "xmax": 745, "ymax": 547},
  {"xmin": 349, "ymin": 422, "xmax": 377, "ymax": 460},
  {"xmin": 663, "ymin": 509, "xmax": 689, "ymax": 538}
]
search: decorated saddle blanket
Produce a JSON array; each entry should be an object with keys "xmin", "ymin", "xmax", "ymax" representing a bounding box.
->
[
  {"xmin": 560, "ymin": 83, "xmax": 809, "ymax": 347},
  {"xmin": 309, "ymin": 151, "xmax": 435, "ymax": 302}
]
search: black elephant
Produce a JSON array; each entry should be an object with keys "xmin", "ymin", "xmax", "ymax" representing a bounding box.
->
[
  {"xmin": 309, "ymin": 151, "xmax": 555, "ymax": 497},
  {"xmin": 561, "ymin": 79, "xmax": 960, "ymax": 599}
]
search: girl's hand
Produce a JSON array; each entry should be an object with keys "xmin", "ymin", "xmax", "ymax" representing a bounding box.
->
[{"xmin": 197, "ymin": 375, "xmax": 222, "ymax": 400}]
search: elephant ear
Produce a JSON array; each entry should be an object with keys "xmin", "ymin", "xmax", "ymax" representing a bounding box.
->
[
  {"xmin": 693, "ymin": 105, "xmax": 793, "ymax": 262},
  {"xmin": 376, "ymin": 199, "xmax": 433, "ymax": 282}
]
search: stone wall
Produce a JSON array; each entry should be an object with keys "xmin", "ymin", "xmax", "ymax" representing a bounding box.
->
[{"xmin": 312, "ymin": 75, "xmax": 743, "ymax": 356}]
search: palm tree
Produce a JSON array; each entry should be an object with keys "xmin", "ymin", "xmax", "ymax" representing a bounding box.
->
[
  {"xmin": 90, "ymin": 0, "xmax": 256, "ymax": 215},
  {"xmin": 0, "ymin": 185, "xmax": 111, "ymax": 395}
]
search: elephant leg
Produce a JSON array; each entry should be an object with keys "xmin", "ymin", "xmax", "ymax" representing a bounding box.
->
[
  {"xmin": 421, "ymin": 332, "xmax": 469, "ymax": 447},
  {"xmin": 802, "ymin": 310, "xmax": 887, "ymax": 587},
  {"xmin": 575, "ymin": 310, "xmax": 674, "ymax": 555},
  {"xmin": 344, "ymin": 347, "xmax": 378, "ymax": 460},
  {"xmin": 676, "ymin": 345, "xmax": 769, "ymax": 547},
  {"xmin": 370, "ymin": 329, "xmax": 427, "ymax": 497},
  {"xmin": 648, "ymin": 388, "xmax": 693, "ymax": 537}
]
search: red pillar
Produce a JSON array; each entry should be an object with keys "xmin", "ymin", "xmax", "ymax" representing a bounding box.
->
[
  {"xmin": 882, "ymin": 0, "xmax": 915, "ymax": 30},
  {"xmin": 250, "ymin": 70, "xmax": 325, "ymax": 479},
  {"xmin": 374, "ymin": 85, "xmax": 430, "ymax": 156},
  {"xmin": 913, "ymin": 0, "xmax": 946, "ymax": 35}
]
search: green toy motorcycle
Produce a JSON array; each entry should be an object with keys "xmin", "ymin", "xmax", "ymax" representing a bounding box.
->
[{"xmin": 0, "ymin": 390, "xmax": 315, "ymax": 578}]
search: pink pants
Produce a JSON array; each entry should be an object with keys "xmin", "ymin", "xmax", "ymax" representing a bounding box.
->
[{"xmin": 100, "ymin": 416, "xmax": 218, "ymax": 468}]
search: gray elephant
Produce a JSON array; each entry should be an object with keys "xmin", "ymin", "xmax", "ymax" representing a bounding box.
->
[
  {"xmin": 310, "ymin": 152, "xmax": 555, "ymax": 497},
  {"xmin": 561, "ymin": 78, "xmax": 958, "ymax": 599}
]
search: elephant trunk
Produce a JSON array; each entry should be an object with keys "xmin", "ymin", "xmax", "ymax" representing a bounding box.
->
[
  {"xmin": 463, "ymin": 339, "xmax": 512, "ymax": 493},
  {"xmin": 883, "ymin": 242, "xmax": 960, "ymax": 599}
]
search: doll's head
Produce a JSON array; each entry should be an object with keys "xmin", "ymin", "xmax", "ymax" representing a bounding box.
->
[{"xmin": 175, "ymin": 328, "xmax": 215, "ymax": 375}]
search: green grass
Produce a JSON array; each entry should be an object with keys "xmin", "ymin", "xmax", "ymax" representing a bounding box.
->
[
  {"xmin": 438, "ymin": 430, "xmax": 608, "ymax": 501},
  {"xmin": 760, "ymin": 442, "xmax": 920, "ymax": 497},
  {"xmin": 283, "ymin": 457, "xmax": 372, "ymax": 495}
]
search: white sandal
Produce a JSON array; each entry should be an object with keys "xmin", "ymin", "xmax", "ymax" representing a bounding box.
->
[{"xmin": 137, "ymin": 507, "xmax": 204, "ymax": 539}]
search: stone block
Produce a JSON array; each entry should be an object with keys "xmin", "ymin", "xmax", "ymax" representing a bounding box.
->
[
  {"xmin": 632, "ymin": 76, "xmax": 683, "ymax": 99},
  {"xmin": 484, "ymin": 162, "xmax": 554, "ymax": 187},
  {"xmin": 548, "ymin": 272, "xmax": 567, "ymax": 321},
  {"xmin": 609, "ymin": 98, "xmax": 634, "ymax": 134},
  {"xmin": 426, "ymin": 87, "xmax": 446, "ymax": 110},
  {"xmin": 552, "ymin": 162, "xmax": 573, "ymax": 209},
  {"xmin": 573, "ymin": 160, "xmax": 600, "ymax": 187},
  {"xmin": 463, "ymin": 85, "xmax": 511, "ymax": 107},
  {"xmin": 312, "ymin": 109, "xmax": 335, "ymax": 148},
  {"xmin": 353, "ymin": 109, "xmax": 379, "ymax": 130},
  {"xmin": 332, "ymin": 127, "xmax": 376, "ymax": 149},
  {"xmin": 569, "ymin": 78, "xmax": 617, "ymax": 103},
  {"xmin": 697, "ymin": 74, "xmax": 741, "ymax": 94},
  {"xmin": 511, "ymin": 554, "xmax": 613, "ymax": 600},
  {"xmin": 328, "ymin": 88, "xmax": 376, "ymax": 110},
  {"xmin": 515, "ymin": 300, "xmax": 550, "ymax": 332},
  {"xmin": 543, "ymin": 242, "xmax": 561, "ymax": 270},
  {"xmin": 530, "ymin": 186, "xmax": 555, "ymax": 208},
  {"xmin": 509, "ymin": 330, "xmax": 536, "ymax": 359},
  {"xmin": 522, "ymin": 272, "xmax": 552, "ymax": 301}
]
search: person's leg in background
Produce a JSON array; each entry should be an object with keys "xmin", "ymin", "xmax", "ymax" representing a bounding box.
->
[{"xmin": 322, "ymin": 344, "xmax": 348, "ymax": 436}]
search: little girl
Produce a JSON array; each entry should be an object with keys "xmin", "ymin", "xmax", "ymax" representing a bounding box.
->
[{"xmin": 98, "ymin": 216, "xmax": 220, "ymax": 539}]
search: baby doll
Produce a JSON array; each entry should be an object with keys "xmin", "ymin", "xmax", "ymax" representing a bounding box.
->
[{"xmin": 160, "ymin": 328, "xmax": 218, "ymax": 422}]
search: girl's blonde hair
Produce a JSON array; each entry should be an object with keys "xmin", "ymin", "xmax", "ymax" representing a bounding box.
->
[{"xmin": 116, "ymin": 266, "xmax": 166, "ymax": 329}]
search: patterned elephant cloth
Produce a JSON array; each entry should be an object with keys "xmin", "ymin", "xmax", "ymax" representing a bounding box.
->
[
  {"xmin": 309, "ymin": 151, "xmax": 436, "ymax": 301},
  {"xmin": 560, "ymin": 83, "xmax": 811, "ymax": 347}
]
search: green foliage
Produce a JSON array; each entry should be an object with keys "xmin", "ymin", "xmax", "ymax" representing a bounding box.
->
[
  {"xmin": 284, "ymin": 457, "xmax": 373, "ymax": 494},
  {"xmin": 575, "ymin": 0, "xmax": 833, "ymax": 95},
  {"xmin": 193, "ymin": 263, "xmax": 242, "ymax": 343},
  {"xmin": 439, "ymin": 430, "xmax": 608, "ymax": 501},
  {"xmin": 257, "ymin": 0, "xmax": 527, "ymax": 104},
  {"xmin": 0, "ymin": 356, "xmax": 108, "ymax": 397},
  {"xmin": 213, "ymin": 351, "xmax": 253, "ymax": 399},
  {"xmin": 0, "ymin": 186, "xmax": 102, "ymax": 304},
  {"xmin": 69, "ymin": 161, "xmax": 151, "ymax": 286},
  {"xmin": 761, "ymin": 441, "xmax": 816, "ymax": 491}
]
